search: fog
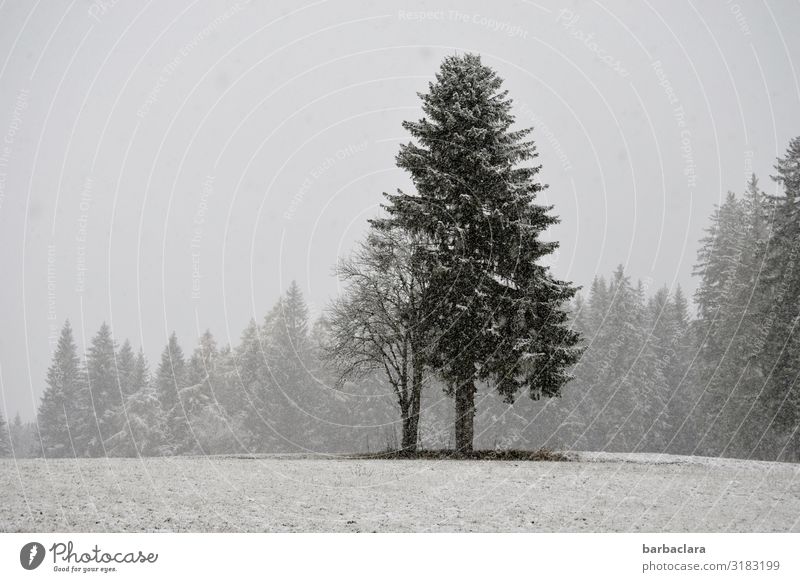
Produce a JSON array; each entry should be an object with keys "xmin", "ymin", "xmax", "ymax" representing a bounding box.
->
[{"xmin": 1, "ymin": 0, "xmax": 798, "ymax": 420}]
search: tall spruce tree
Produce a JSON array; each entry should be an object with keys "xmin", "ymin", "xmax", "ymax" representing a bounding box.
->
[
  {"xmin": 132, "ymin": 350, "xmax": 149, "ymax": 395},
  {"xmin": 692, "ymin": 193, "xmax": 749, "ymax": 455},
  {"xmin": 116, "ymin": 340, "xmax": 137, "ymax": 398},
  {"xmin": 668, "ymin": 285, "xmax": 692, "ymax": 387},
  {"xmin": 690, "ymin": 178, "xmax": 777, "ymax": 458},
  {"xmin": 661, "ymin": 285, "xmax": 697, "ymax": 454},
  {"xmin": 84, "ymin": 323, "xmax": 121, "ymax": 456},
  {"xmin": 693, "ymin": 193, "xmax": 746, "ymax": 337},
  {"xmin": 180, "ymin": 330, "xmax": 221, "ymax": 454},
  {"xmin": 155, "ymin": 332, "xmax": 189, "ymax": 454},
  {"xmin": 185, "ymin": 331, "xmax": 218, "ymax": 418},
  {"xmin": 37, "ymin": 321, "xmax": 86, "ymax": 457},
  {"xmin": 235, "ymin": 319, "xmax": 273, "ymax": 451},
  {"xmin": 187, "ymin": 330, "xmax": 218, "ymax": 386},
  {"xmin": 374, "ymin": 53, "xmax": 581, "ymax": 452},
  {"xmin": 0, "ymin": 409, "xmax": 9, "ymax": 456},
  {"xmin": 633, "ymin": 284, "xmax": 671, "ymax": 451},
  {"xmin": 719, "ymin": 175, "xmax": 771, "ymax": 458},
  {"xmin": 589, "ymin": 267, "xmax": 643, "ymax": 450},
  {"xmin": 556, "ymin": 276, "xmax": 610, "ymax": 448},
  {"xmin": 647, "ymin": 286, "xmax": 676, "ymax": 380},
  {"xmin": 9, "ymin": 413, "xmax": 27, "ymax": 456},
  {"xmin": 263, "ymin": 283, "xmax": 315, "ymax": 449},
  {"xmin": 211, "ymin": 344, "xmax": 238, "ymax": 415},
  {"xmin": 108, "ymin": 346, "xmax": 153, "ymax": 454},
  {"xmin": 757, "ymin": 137, "xmax": 800, "ymax": 460},
  {"xmin": 266, "ymin": 284, "xmax": 309, "ymax": 392},
  {"xmin": 279, "ymin": 282, "xmax": 309, "ymax": 352},
  {"xmin": 8, "ymin": 412, "xmax": 33, "ymax": 459}
]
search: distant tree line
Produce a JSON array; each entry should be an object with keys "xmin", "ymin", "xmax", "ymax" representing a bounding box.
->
[
  {"xmin": 5, "ymin": 162, "xmax": 800, "ymax": 462},
  {"xmin": 26, "ymin": 282, "xmax": 408, "ymax": 458}
]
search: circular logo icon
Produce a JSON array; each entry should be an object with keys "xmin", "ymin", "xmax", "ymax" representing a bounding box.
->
[{"xmin": 20, "ymin": 542, "xmax": 46, "ymax": 570}]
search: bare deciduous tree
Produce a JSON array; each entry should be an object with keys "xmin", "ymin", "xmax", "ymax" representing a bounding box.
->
[{"xmin": 325, "ymin": 227, "xmax": 432, "ymax": 453}]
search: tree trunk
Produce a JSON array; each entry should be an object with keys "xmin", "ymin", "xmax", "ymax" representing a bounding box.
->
[
  {"xmin": 400, "ymin": 394, "xmax": 422, "ymax": 454},
  {"xmin": 406, "ymin": 370, "xmax": 423, "ymax": 454},
  {"xmin": 400, "ymin": 411, "xmax": 415, "ymax": 454},
  {"xmin": 454, "ymin": 380, "xmax": 476, "ymax": 454}
]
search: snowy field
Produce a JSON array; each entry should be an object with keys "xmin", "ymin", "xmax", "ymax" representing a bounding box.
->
[{"xmin": 1, "ymin": 453, "xmax": 798, "ymax": 532}]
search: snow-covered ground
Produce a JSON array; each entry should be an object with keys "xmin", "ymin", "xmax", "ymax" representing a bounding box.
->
[{"xmin": 1, "ymin": 453, "xmax": 798, "ymax": 532}]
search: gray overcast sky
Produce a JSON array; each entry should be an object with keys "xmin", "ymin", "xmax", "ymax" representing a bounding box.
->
[{"xmin": 1, "ymin": 0, "xmax": 798, "ymax": 420}]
